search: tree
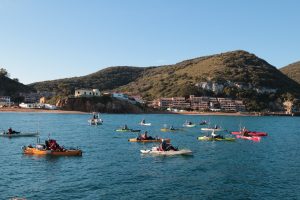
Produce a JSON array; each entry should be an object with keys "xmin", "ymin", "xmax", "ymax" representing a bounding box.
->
[{"xmin": 0, "ymin": 68, "xmax": 9, "ymax": 77}]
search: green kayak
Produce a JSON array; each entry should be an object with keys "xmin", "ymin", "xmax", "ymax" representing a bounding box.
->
[{"xmin": 197, "ymin": 136, "xmax": 235, "ymax": 141}]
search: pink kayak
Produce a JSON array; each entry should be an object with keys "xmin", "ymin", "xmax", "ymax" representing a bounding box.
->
[
  {"xmin": 236, "ymin": 135, "xmax": 261, "ymax": 142},
  {"xmin": 231, "ymin": 131, "xmax": 267, "ymax": 136}
]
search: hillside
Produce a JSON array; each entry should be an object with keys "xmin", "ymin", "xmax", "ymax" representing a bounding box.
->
[
  {"xmin": 119, "ymin": 50, "xmax": 300, "ymax": 100},
  {"xmin": 0, "ymin": 75, "xmax": 34, "ymax": 97},
  {"xmin": 30, "ymin": 66, "xmax": 150, "ymax": 95},
  {"xmin": 280, "ymin": 61, "xmax": 300, "ymax": 84}
]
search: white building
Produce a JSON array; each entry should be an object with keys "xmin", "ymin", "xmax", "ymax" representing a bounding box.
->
[
  {"xmin": 75, "ymin": 89, "xmax": 101, "ymax": 97},
  {"xmin": 0, "ymin": 96, "xmax": 11, "ymax": 107},
  {"xmin": 112, "ymin": 93, "xmax": 129, "ymax": 100}
]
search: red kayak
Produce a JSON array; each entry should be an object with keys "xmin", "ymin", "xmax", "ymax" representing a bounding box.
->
[
  {"xmin": 231, "ymin": 131, "xmax": 267, "ymax": 137},
  {"xmin": 236, "ymin": 135, "xmax": 261, "ymax": 142}
]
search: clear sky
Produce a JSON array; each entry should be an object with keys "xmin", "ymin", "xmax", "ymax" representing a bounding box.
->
[{"xmin": 0, "ymin": 0, "xmax": 299, "ymax": 84}]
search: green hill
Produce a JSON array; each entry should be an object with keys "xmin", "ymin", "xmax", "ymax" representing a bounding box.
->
[
  {"xmin": 280, "ymin": 61, "xmax": 300, "ymax": 84},
  {"xmin": 119, "ymin": 50, "xmax": 300, "ymax": 99},
  {"xmin": 30, "ymin": 66, "xmax": 150, "ymax": 95}
]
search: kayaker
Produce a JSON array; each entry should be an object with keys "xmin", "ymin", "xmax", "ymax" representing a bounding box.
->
[
  {"xmin": 170, "ymin": 125, "xmax": 175, "ymax": 130},
  {"xmin": 160, "ymin": 139, "xmax": 177, "ymax": 151},
  {"xmin": 141, "ymin": 119, "xmax": 145, "ymax": 124},
  {"xmin": 211, "ymin": 130, "xmax": 223, "ymax": 139},
  {"xmin": 123, "ymin": 124, "xmax": 128, "ymax": 130},
  {"xmin": 8, "ymin": 127, "xmax": 13, "ymax": 134}
]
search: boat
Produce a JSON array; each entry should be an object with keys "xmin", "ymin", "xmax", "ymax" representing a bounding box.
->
[
  {"xmin": 0, "ymin": 131, "xmax": 39, "ymax": 137},
  {"xmin": 199, "ymin": 120, "xmax": 208, "ymax": 125},
  {"xmin": 22, "ymin": 139, "xmax": 82, "ymax": 156},
  {"xmin": 140, "ymin": 122, "xmax": 151, "ymax": 126},
  {"xmin": 139, "ymin": 119, "xmax": 151, "ymax": 126},
  {"xmin": 88, "ymin": 113, "xmax": 103, "ymax": 125},
  {"xmin": 236, "ymin": 135, "xmax": 261, "ymax": 142},
  {"xmin": 183, "ymin": 121, "xmax": 196, "ymax": 128},
  {"xmin": 129, "ymin": 138, "xmax": 170, "ymax": 143},
  {"xmin": 231, "ymin": 131, "xmax": 267, "ymax": 136},
  {"xmin": 201, "ymin": 127, "xmax": 223, "ymax": 131},
  {"xmin": 115, "ymin": 129, "xmax": 141, "ymax": 132},
  {"xmin": 160, "ymin": 128, "xmax": 179, "ymax": 132},
  {"xmin": 197, "ymin": 136, "xmax": 235, "ymax": 141},
  {"xmin": 140, "ymin": 147, "xmax": 192, "ymax": 156}
]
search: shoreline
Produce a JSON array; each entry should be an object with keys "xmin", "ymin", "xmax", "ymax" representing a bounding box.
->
[
  {"xmin": 0, "ymin": 108, "xmax": 296, "ymax": 116},
  {"xmin": 0, "ymin": 108, "xmax": 87, "ymax": 114}
]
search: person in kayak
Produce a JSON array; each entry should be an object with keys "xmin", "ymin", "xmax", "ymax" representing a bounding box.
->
[
  {"xmin": 160, "ymin": 139, "xmax": 177, "ymax": 151},
  {"xmin": 138, "ymin": 131, "xmax": 154, "ymax": 140},
  {"xmin": 123, "ymin": 124, "xmax": 129, "ymax": 130},
  {"xmin": 170, "ymin": 125, "xmax": 175, "ymax": 130},
  {"xmin": 242, "ymin": 127, "xmax": 250, "ymax": 136},
  {"xmin": 211, "ymin": 130, "xmax": 223, "ymax": 139},
  {"xmin": 7, "ymin": 127, "xmax": 20, "ymax": 134},
  {"xmin": 141, "ymin": 119, "xmax": 145, "ymax": 124}
]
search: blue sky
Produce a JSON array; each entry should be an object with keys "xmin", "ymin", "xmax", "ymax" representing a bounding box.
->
[{"xmin": 0, "ymin": 0, "xmax": 299, "ymax": 84}]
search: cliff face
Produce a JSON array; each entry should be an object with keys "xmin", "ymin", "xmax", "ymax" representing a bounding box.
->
[{"xmin": 56, "ymin": 96, "xmax": 153, "ymax": 113}]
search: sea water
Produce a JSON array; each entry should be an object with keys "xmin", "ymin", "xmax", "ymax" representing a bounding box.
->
[{"xmin": 0, "ymin": 113, "xmax": 299, "ymax": 199}]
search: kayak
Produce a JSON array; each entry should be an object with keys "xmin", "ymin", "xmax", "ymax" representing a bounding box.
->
[
  {"xmin": 197, "ymin": 136, "xmax": 235, "ymax": 141},
  {"xmin": 140, "ymin": 122, "xmax": 151, "ymax": 126},
  {"xmin": 231, "ymin": 131, "xmax": 268, "ymax": 136},
  {"xmin": 115, "ymin": 129, "xmax": 141, "ymax": 132},
  {"xmin": 140, "ymin": 147, "xmax": 192, "ymax": 156},
  {"xmin": 160, "ymin": 128, "xmax": 179, "ymax": 132},
  {"xmin": 183, "ymin": 124, "xmax": 196, "ymax": 128},
  {"xmin": 201, "ymin": 128, "xmax": 223, "ymax": 132},
  {"xmin": 236, "ymin": 135, "xmax": 261, "ymax": 142},
  {"xmin": 23, "ymin": 146, "xmax": 82, "ymax": 156},
  {"xmin": 129, "ymin": 138, "xmax": 170, "ymax": 143},
  {"xmin": 0, "ymin": 132, "xmax": 39, "ymax": 137}
]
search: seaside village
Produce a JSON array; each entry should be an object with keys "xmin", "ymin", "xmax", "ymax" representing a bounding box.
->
[
  {"xmin": 0, "ymin": 87, "xmax": 247, "ymax": 113},
  {"xmin": 0, "ymin": 80, "xmax": 299, "ymax": 114}
]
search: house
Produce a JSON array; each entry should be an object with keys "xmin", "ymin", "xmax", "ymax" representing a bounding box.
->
[
  {"xmin": 0, "ymin": 96, "xmax": 11, "ymax": 107},
  {"xmin": 75, "ymin": 89, "xmax": 101, "ymax": 97}
]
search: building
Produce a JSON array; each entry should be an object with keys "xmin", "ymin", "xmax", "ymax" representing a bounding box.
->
[
  {"xmin": 189, "ymin": 95, "xmax": 210, "ymax": 110},
  {"xmin": 0, "ymin": 96, "xmax": 11, "ymax": 107},
  {"xmin": 112, "ymin": 93, "xmax": 129, "ymax": 100},
  {"xmin": 75, "ymin": 89, "xmax": 101, "ymax": 97}
]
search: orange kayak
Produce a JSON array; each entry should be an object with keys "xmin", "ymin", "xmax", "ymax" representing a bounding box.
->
[{"xmin": 23, "ymin": 146, "xmax": 82, "ymax": 156}]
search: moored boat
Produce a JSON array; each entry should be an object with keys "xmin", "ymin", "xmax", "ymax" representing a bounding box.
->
[{"xmin": 88, "ymin": 112, "xmax": 103, "ymax": 125}]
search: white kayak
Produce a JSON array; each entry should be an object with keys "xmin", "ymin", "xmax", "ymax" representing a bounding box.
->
[
  {"xmin": 183, "ymin": 123, "xmax": 196, "ymax": 128},
  {"xmin": 0, "ymin": 132, "xmax": 39, "ymax": 137},
  {"xmin": 140, "ymin": 122, "xmax": 151, "ymax": 126},
  {"xmin": 140, "ymin": 147, "xmax": 192, "ymax": 156},
  {"xmin": 201, "ymin": 128, "xmax": 223, "ymax": 131}
]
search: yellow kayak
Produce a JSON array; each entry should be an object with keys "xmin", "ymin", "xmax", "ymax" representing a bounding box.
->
[{"xmin": 160, "ymin": 128, "xmax": 179, "ymax": 132}]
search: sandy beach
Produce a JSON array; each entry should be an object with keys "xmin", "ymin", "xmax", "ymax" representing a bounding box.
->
[{"xmin": 0, "ymin": 107, "xmax": 87, "ymax": 114}]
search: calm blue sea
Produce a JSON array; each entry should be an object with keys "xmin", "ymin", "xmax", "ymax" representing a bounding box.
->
[{"xmin": 0, "ymin": 113, "xmax": 299, "ymax": 200}]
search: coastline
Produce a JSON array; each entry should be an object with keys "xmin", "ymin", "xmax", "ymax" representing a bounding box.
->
[
  {"xmin": 171, "ymin": 111, "xmax": 255, "ymax": 116},
  {"xmin": 0, "ymin": 108, "xmax": 87, "ymax": 114}
]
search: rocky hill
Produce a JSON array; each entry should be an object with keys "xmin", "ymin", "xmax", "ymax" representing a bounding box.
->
[
  {"xmin": 29, "ymin": 50, "xmax": 300, "ymax": 111},
  {"xmin": 119, "ymin": 50, "xmax": 300, "ymax": 100},
  {"xmin": 280, "ymin": 61, "xmax": 300, "ymax": 84}
]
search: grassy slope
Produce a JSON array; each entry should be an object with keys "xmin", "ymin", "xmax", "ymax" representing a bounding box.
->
[
  {"xmin": 280, "ymin": 61, "xmax": 300, "ymax": 84},
  {"xmin": 119, "ymin": 50, "xmax": 300, "ymax": 99}
]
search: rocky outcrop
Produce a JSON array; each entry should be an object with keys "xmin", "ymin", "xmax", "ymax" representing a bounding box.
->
[{"xmin": 56, "ymin": 96, "xmax": 154, "ymax": 113}]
